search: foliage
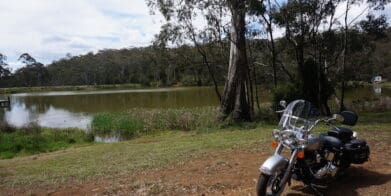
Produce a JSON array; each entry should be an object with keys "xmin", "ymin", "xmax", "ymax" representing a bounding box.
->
[
  {"xmin": 0, "ymin": 123, "xmax": 93, "ymax": 159},
  {"xmin": 91, "ymin": 112, "xmax": 144, "ymax": 139},
  {"xmin": 0, "ymin": 53, "xmax": 11, "ymax": 79},
  {"xmin": 91, "ymin": 107, "xmax": 220, "ymax": 137},
  {"xmin": 91, "ymin": 106, "xmax": 278, "ymax": 140},
  {"xmin": 272, "ymin": 83, "xmax": 302, "ymax": 110}
]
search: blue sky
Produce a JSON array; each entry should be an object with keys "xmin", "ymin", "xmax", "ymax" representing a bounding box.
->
[{"xmin": 0, "ymin": 0, "xmax": 390, "ymax": 71}]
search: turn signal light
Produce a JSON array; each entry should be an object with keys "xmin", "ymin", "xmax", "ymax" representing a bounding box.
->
[
  {"xmin": 271, "ymin": 141, "xmax": 278, "ymax": 148},
  {"xmin": 297, "ymin": 151, "xmax": 305, "ymax": 159}
]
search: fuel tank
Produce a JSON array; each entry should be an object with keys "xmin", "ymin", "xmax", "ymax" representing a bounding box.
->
[
  {"xmin": 305, "ymin": 134, "xmax": 323, "ymax": 151},
  {"xmin": 305, "ymin": 134, "xmax": 343, "ymax": 151}
]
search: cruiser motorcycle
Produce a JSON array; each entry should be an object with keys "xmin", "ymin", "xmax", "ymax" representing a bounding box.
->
[{"xmin": 257, "ymin": 100, "xmax": 370, "ymax": 195}]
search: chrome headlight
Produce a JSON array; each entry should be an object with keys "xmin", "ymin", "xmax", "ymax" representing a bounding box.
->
[
  {"xmin": 283, "ymin": 138, "xmax": 295, "ymax": 146},
  {"xmin": 273, "ymin": 129, "xmax": 280, "ymax": 140}
]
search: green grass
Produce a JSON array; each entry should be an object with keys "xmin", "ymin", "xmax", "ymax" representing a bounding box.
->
[
  {"xmin": 0, "ymin": 126, "xmax": 274, "ymax": 187},
  {"xmin": 0, "ymin": 83, "xmax": 143, "ymax": 94},
  {"xmin": 91, "ymin": 107, "xmax": 276, "ymax": 139},
  {"xmin": 380, "ymin": 81, "xmax": 391, "ymax": 88},
  {"xmin": 1, "ymin": 118, "xmax": 390, "ymax": 188},
  {"xmin": 0, "ymin": 111, "xmax": 389, "ymax": 189},
  {"xmin": 358, "ymin": 111, "xmax": 391, "ymax": 124},
  {"xmin": 91, "ymin": 107, "xmax": 221, "ymax": 138},
  {"xmin": 91, "ymin": 112, "xmax": 144, "ymax": 139},
  {"xmin": 0, "ymin": 124, "xmax": 94, "ymax": 159}
]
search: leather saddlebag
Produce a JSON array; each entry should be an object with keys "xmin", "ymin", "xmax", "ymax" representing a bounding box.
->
[{"xmin": 344, "ymin": 139, "xmax": 370, "ymax": 164}]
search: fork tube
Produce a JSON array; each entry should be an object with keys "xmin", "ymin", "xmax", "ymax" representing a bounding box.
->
[
  {"xmin": 279, "ymin": 149, "xmax": 298, "ymax": 189},
  {"xmin": 274, "ymin": 142, "xmax": 283, "ymax": 155}
]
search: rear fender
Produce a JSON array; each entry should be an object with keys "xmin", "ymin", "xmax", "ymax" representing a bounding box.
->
[{"xmin": 259, "ymin": 154, "xmax": 288, "ymax": 175}]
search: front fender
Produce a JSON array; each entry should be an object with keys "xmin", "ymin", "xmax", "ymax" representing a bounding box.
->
[{"xmin": 259, "ymin": 154, "xmax": 288, "ymax": 175}]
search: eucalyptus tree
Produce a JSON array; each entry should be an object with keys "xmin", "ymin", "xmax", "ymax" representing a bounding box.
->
[
  {"xmin": 249, "ymin": 0, "xmax": 293, "ymax": 87},
  {"xmin": 270, "ymin": 0, "xmax": 344, "ymax": 115},
  {"xmin": 0, "ymin": 53, "xmax": 11, "ymax": 78},
  {"xmin": 147, "ymin": 0, "xmax": 254, "ymax": 121},
  {"xmin": 339, "ymin": 0, "xmax": 389, "ymax": 111},
  {"xmin": 267, "ymin": 0, "xmax": 388, "ymax": 114},
  {"xmin": 147, "ymin": 1, "xmax": 225, "ymax": 101},
  {"xmin": 15, "ymin": 53, "xmax": 49, "ymax": 86}
]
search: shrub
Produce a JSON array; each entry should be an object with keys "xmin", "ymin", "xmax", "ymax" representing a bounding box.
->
[
  {"xmin": 91, "ymin": 107, "xmax": 220, "ymax": 137},
  {"xmin": 0, "ymin": 126, "xmax": 93, "ymax": 159},
  {"xmin": 91, "ymin": 112, "xmax": 144, "ymax": 139},
  {"xmin": 272, "ymin": 83, "xmax": 302, "ymax": 110}
]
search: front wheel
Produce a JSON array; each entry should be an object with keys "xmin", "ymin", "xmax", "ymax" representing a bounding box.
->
[{"xmin": 256, "ymin": 173, "xmax": 285, "ymax": 196}]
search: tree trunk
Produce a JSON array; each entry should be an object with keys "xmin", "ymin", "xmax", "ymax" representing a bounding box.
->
[
  {"xmin": 340, "ymin": 0, "xmax": 349, "ymax": 112},
  {"xmin": 219, "ymin": 0, "xmax": 251, "ymax": 122},
  {"xmin": 267, "ymin": 0, "xmax": 277, "ymax": 88}
]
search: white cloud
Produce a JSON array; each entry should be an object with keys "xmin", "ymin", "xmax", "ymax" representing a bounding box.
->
[
  {"xmin": 333, "ymin": 1, "xmax": 391, "ymax": 27},
  {"xmin": 0, "ymin": 0, "xmax": 389, "ymax": 71},
  {"xmin": 0, "ymin": 0, "xmax": 163, "ymax": 69}
]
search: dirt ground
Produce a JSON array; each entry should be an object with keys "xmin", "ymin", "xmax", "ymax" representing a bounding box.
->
[{"xmin": 3, "ymin": 138, "xmax": 391, "ymax": 196}]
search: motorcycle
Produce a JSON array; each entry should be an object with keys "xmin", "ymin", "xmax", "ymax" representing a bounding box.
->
[{"xmin": 256, "ymin": 100, "xmax": 370, "ymax": 196}]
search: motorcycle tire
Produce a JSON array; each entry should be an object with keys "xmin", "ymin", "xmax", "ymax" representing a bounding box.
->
[{"xmin": 256, "ymin": 173, "xmax": 271, "ymax": 196}]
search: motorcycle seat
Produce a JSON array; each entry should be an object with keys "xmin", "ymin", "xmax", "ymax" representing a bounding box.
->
[{"xmin": 327, "ymin": 127, "xmax": 353, "ymax": 141}]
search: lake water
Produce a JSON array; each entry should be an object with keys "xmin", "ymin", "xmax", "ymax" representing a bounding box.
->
[{"xmin": 0, "ymin": 85, "xmax": 389, "ymax": 129}]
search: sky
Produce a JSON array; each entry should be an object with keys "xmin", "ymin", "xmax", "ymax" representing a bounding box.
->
[
  {"xmin": 0, "ymin": 0, "xmax": 390, "ymax": 71},
  {"xmin": 0, "ymin": 0, "xmax": 164, "ymax": 70}
]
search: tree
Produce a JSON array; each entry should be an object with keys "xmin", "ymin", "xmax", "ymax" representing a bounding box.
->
[
  {"xmin": 18, "ymin": 53, "xmax": 38, "ymax": 67},
  {"xmin": 272, "ymin": 0, "xmax": 340, "ymax": 115},
  {"xmin": 219, "ymin": 0, "xmax": 252, "ymax": 121},
  {"xmin": 147, "ymin": 1, "xmax": 226, "ymax": 100},
  {"xmin": 147, "ymin": 0, "xmax": 253, "ymax": 121},
  {"xmin": 0, "ymin": 53, "xmax": 11, "ymax": 78},
  {"xmin": 339, "ymin": 0, "xmax": 389, "ymax": 111},
  {"xmin": 15, "ymin": 53, "xmax": 49, "ymax": 86}
]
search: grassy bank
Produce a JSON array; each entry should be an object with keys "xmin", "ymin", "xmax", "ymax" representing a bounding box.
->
[
  {"xmin": 1, "ymin": 108, "xmax": 388, "ymax": 160},
  {"xmin": 0, "ymin": 123, "xmax": 93, "ymax": 159},
  {"xmin": 91, "ymin": 106, "xmax": 276, "ymax": 139},
  {"xmin": 380, "ymin": 81, "xmax": 391, "ymax": 88},
  {"xmin": 0, "ymin": 126, "xmax": 275, "ymax": 187},
  {"xmin": 0, "ymin": 83, "xmax": 143, "ymax": 94},
  {"xmin": 0, "ymin": 118, "xmax": 390, "ymax": 188},
  {"xmin": 91, "ymin": 107, "xmax": 220, "ymax": 137},
  {"xmin": 90, "ymin": 107, "xmax": 391, "ymax": 139}
]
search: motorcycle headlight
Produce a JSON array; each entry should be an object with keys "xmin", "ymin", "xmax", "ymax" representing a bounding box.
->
[
  {"xmin": 273, "ymin": 129, "xmax": 280, "ymax": 139},
  {"xmin": 284, "ymin": 138, "xmax": 295, "ymax": 146}
]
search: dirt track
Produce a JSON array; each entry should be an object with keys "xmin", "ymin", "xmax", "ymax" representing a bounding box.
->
[{"xmin": 3, "ymin": 137, "xmax": 391, "ymax": 196}]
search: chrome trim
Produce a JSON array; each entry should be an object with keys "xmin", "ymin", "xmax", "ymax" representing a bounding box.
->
[
  {"xmin": 279, "ymin": 149, "xmax": 298, "ymax": 189},
  {"xmin": 275, "ymin": 142, "xmax": 283, "ymax": 155},
  {"xmin": 259, "ymin": 154, "xmax": 288, "ymax": 175}
]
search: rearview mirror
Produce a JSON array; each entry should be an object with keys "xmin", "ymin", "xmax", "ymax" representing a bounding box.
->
[
  {"xmin": 339, "ymin": 111, "xmax": 358, "ymax": 126},
  {"xmin": 279, "ymin": 100, "xmax": 287, "ymax": 108}
]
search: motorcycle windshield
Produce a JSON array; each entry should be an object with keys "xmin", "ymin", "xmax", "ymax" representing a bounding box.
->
[{"xmin": 279, "ymin": 100, "xmax": 317, "ymax": 130}]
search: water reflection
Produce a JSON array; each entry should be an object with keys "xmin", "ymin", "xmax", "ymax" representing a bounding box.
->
[
  {"xmin": 1, "ymin": 86, "xmax": 389, "ymax": 130},
  {"xmin": 11, "ymin": 87, "xmax": 224, "ymax": 113},
  {"xmin": 373, "ymin": 85, "xmax": 381, "ymax": 95},
  {"xmin": 94, "ymin": 135, "xmax": 121, "ymax": 143},
  {"xmin": 4, "ymin": 102, "xmax": 32, "ymax": 127},
  {"xmin": 3, "ymin": 102, "xmax": 92, "ymax": 129}
]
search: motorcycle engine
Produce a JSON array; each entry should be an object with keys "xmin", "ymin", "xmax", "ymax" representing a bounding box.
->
[
  {"xmin": 313, "ymin": 151, "xmax": 338, "ymax": 179},
  {"xmin": 314, "ymin": 162, "xmax": 338, "ymax": 179}
]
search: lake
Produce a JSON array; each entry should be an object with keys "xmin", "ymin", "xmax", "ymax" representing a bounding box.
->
[{"xmin": 0, "ymin": 85, "xmax": 389, "ymax": 129}]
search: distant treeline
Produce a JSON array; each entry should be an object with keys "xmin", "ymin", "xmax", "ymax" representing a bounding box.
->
[{"xmin": 0, "ymin": 29, "xmax": 390, "ymax": 88}]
